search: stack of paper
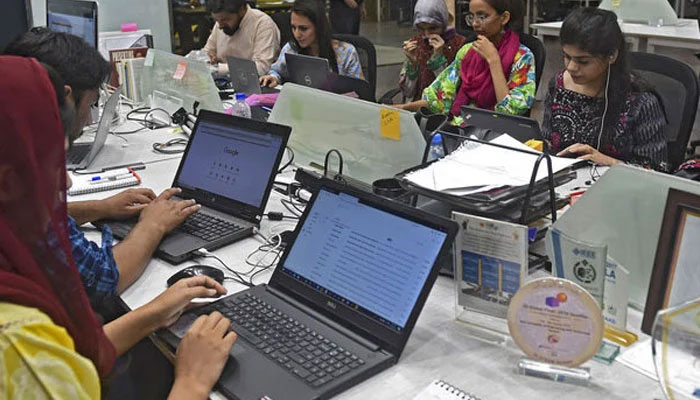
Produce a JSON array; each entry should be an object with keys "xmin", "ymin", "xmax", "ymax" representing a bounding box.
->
[{"xmin": 405, "ymin": 135, "xmax": 580, "ymax": 195}]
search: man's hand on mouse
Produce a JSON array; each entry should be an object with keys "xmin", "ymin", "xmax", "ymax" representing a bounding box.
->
[
  {"xmin": 138, "ymin": 188, "xmax": 201, "ymax": 236},
  {"xmin": 142, "ymin": 275, "xmax": 227, "ymax": 330}
]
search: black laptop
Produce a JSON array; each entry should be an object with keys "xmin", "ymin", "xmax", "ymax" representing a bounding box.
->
[
  {"xmin": 163, "ymin": 179, "xmax": 458, "ymax": 400},
  {"xmin": 66, "ymin": 87, "xmax": 121, "ymax": 170},
  {"xmin": 226, "ymin": 56, "xmax": 279, "ymax": 95},
  {"xmin": 286, "ymin": 53, "xmax": 330, "ymax": 89},
  {"xmin": 103, "ymin": 110, "xmax": 290, "ymax": 264},
  {"xmin": 460, "ymin": 105, "xmax": 541, "ymax": 143}
]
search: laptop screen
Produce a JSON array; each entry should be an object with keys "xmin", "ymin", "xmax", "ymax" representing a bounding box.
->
[
  {"xmin": 177, "ymin": 118, "xmax": 284, "ymax": 208},
  {"xmin": 281, "ymin": 188, "xmax": 448, "ymax": 332}
]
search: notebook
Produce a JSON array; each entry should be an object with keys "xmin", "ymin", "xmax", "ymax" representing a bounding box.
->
[
  {"xmin": 413, "ymin": 380, "xmax": 483, "ymax": 400},
  {"xmin": 67, "ymin": 169, "xmax": 141, "ymax": 196}
]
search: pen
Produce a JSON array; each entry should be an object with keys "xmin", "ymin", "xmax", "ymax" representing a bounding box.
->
[
  {"xmin": 90, "ymin": 172, "xmax": 134, "ymax": 184},
  {"xmin": 261, "ymin": 106, "xmax": 272, "ymax": 113},
  {"xmin": 89, "ymin": 168, "xmax": 132, "ymax": 181}
]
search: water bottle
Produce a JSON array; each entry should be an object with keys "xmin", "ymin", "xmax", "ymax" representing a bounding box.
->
[
  {"xmin": 428, "ymin": 134, "xmax": 445, "ymax": 160},
  {"xmin": 230, "ymin": 93, "xmax": 251, "ymax": 118}
]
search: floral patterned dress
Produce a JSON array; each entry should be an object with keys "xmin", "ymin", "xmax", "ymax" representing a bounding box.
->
[{"xmin": 422, "ymin": 41, "xmax": 536, "ymax": 125}]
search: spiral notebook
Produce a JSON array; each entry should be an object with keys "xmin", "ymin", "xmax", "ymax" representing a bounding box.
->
[
  {"xmin": 68, "ymin": 170, "xmax": 141, "ymax": 196},
  {"xmin": 413, "ymin": 380, "xmax": 483, "ymax": 400}
]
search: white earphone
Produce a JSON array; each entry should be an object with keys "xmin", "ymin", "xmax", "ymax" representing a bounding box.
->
[{"xmin": 595, "ymin": 56, "xmax": 613, "ymax": 151}]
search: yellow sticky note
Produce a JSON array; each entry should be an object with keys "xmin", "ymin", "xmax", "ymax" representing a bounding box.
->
[
  {"xmin": 380, "ymin": 109, "xmax": 401, "ymax": 141},
  {"xmin": 612, "ymin": 0, "xmax": 621, "ymax": 6}
]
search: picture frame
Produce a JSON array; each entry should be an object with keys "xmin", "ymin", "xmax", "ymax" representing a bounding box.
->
[
  {"xmin": 452, "ymin": 211, "xmax": 529, "ymax": 341},
  {"xmin": 642, "ymin": 188, "xmax": 700, "ymax": 334}
]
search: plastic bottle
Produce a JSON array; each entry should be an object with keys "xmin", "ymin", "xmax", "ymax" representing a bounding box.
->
[
  {"xmin": 230, "ymin": 93, "xmax": 251, "ymax": 118},
  {"xmin": 428, "ymin": 134, "xmax": 445, "ymax": 160}
]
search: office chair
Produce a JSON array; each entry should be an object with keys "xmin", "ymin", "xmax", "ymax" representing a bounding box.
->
[
  {"xmin": 270, "ymin": 11, "xmax": 292, "ymax": 50},
  {"xmin": 332, "ymin": 34, "xmax": 377, "ymax": 102},
  {"xmin": 628, "ymin": 52, "xmax": 699, "ymax": 171}
]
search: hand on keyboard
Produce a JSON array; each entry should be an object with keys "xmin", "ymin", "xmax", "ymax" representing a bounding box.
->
[
  {"xmin": 138, "ymin": 188, "xmax": 201, "ymax": 235},
  {"xmin": 172, "ymin": 311, "xmax": 238, "ymax": 398},
  {"xmin": 99, "ymin": 188, "xmax": 157, "ymax": 220}
]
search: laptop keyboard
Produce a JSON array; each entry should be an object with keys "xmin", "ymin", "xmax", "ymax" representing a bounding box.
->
[
  {"xmin": 67, "ymin": 144, "xmax": 90, "ymax": 165},
  {"xmin": 178, "ymin": 212, "xmax": 244, "ymax": 242},
  {"xmin": 213, "ymin": 293, "xmax": 366, "ymax": 387}
]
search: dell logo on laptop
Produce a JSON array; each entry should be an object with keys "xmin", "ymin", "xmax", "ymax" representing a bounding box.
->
[{"xmin": 326, "ymin": 301, "xmax": 336, "ymax": 309}]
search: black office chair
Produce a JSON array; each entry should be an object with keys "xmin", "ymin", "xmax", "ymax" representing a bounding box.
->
[
  {"xmin": 270, "ymin": 11, "xmax": 292, "ymax": 50},
  {"xmin": 628, "ymin": 52, "xmax": 700, "ymax": 171},
  {"xmin": 332, "ymin": 34, "xmax": 377, "ymax": 102}
]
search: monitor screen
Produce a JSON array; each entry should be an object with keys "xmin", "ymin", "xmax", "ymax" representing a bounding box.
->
[
  {"xmin": 47, "ymin": 0, "xmax": 98, "ymax": 47},
  {"xmin": 281, "ymin": 188, "xmax": 448, "ymax": 332},
  {"xmin": 176, "ymin": 118, "xmax": 284, "ymax": 208},
  {"xmin": 0, "ymin": 0, "xmax": 32, "ymax": 53}
]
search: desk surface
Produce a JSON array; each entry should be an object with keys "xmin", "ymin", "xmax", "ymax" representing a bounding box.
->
[
  {"xmin": 77, "ymin": 114, "xmax": 663, "ymax": 399},
  {"xmin": 532, "ymin": 18, "xmax": 700, "ymax": 42}
]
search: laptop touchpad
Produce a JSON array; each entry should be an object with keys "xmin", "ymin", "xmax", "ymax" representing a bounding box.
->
[{"xmin": 168, "ymin": 313, "xmax": 198, "ymax": 338}]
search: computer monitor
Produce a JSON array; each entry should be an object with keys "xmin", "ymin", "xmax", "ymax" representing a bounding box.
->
[
  {"xmin": 0, "ymin": 0, "xmax": 32, "ymax": 53},
  {"xmin": 47, "ymin": 0, "xmax": 98, "ymax": 47}
]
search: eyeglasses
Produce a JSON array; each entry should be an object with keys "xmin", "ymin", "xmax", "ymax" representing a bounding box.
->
[{"xmin": 465, "ymin": 13, "xmax": 492, "ymax": 26}]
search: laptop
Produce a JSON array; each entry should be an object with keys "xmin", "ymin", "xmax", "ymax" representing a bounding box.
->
[
  {"xmin": 286, "ymin": 53, "xmax": 330, "ymax": 89},
  {"xmin": 66, "ymin": 86, "xmax": 121, "ymax": 170},
  {"xmin": 103, "ymin": 110, "xmax": 291, "ymax": 264},
  {"xmin": 460, "ymin": 105, "xmax": 542, "ymax": 143},
  {"xmin": 325, "ymin": 72, "xmax": 373, "ymax": 101},
  {"xmin": 226, "ymin": 56, "xmax": 279, "ymax": 95},
  {"xmin": 162, "ymin": 178, "xmax": 458, "ymax": 400}
]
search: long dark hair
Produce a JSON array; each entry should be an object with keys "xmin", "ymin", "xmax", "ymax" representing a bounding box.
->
[
  {"xmin": 290, "ymin": 0, "xmax": 339, "ymax": 73},
  {"xmin": 560, "ymin": 8, "xmax": 647, "ymax": 138}
]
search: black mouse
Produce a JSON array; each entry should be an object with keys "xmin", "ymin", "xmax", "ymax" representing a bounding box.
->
[{"xmin": 167, "ymin": 264, "xmax": 225, "ymax": 287}]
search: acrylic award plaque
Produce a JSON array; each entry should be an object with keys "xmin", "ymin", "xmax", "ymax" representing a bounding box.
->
[{"xmin": 507, "ymin": 277, "xmax": 604, "ymax": 384}]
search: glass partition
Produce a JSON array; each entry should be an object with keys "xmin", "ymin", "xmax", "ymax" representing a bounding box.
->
[
  {"xmin": 599, "ymin": 0, "xmax": 678, "ymax": 25},
  {"xmin": 139, "ymin": 49, "xmax": 223, "ymax": 113},
  {"xmin": 547, "ymin": 164, "xmax": 700, "ymax": 311},
  {"xmin": 268, "ymin": 83, "xmax": 426, "ymax": 185}
]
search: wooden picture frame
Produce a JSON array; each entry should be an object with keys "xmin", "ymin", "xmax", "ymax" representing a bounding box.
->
[{"xmin": 642, "ymin": 188, "xmax": 700, "ymax": 334}]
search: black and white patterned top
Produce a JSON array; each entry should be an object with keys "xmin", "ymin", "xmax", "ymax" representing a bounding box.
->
[{"xmin": 541, "ymin": 72, "xmax": 668, "ymax": 171}]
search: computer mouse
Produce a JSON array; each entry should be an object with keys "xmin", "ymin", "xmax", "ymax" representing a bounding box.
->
[{"xmin": 167, "ymin": 264, "xmax": 225, "ymax": 287}]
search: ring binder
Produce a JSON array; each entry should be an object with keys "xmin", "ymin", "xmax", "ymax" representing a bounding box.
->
[{"xmin": 413, "ymin": 379, "xmax": 483, "ymax": 400}]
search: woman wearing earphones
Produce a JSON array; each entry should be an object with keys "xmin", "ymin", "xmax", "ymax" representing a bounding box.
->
[
  {"xmin": 541, "ymin": 8, "xmax": 668, "ymax": 171},
  {"xmin": 396, "ymin": 0, "xmax": 536, "ymax": 124}
]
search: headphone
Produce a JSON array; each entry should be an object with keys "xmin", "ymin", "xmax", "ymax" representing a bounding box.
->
[{"xmin": 595, "ymin": 54, "xmax": 614, "ymax": 151}]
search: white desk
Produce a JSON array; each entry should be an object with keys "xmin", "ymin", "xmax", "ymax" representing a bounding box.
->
[
  {"xmin": 531, "ymin": 19, "xmax": 700, "ymax": 53},
  {"xmin": 76, "ymin": 120, "xmax": 663, "ymax": 399}
]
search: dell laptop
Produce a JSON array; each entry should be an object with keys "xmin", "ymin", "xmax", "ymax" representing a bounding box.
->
[
  {"xmin": 103, "ymin": 110, "xmax": 291, "ymax": 264},
  {"xmin": 162, "ymin": 178, "xmax": 458, "ymax": 400},
  {"xmin": 286, "ymin": 53, "xmax": 331, "ymax": 89},
  {"xmin": 226, "ymin": 56, "xmax": 279, "ymax": 95},
  {"xmin": 66, "ymin": 86, "xmax": 121, "ymax": 171}
]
